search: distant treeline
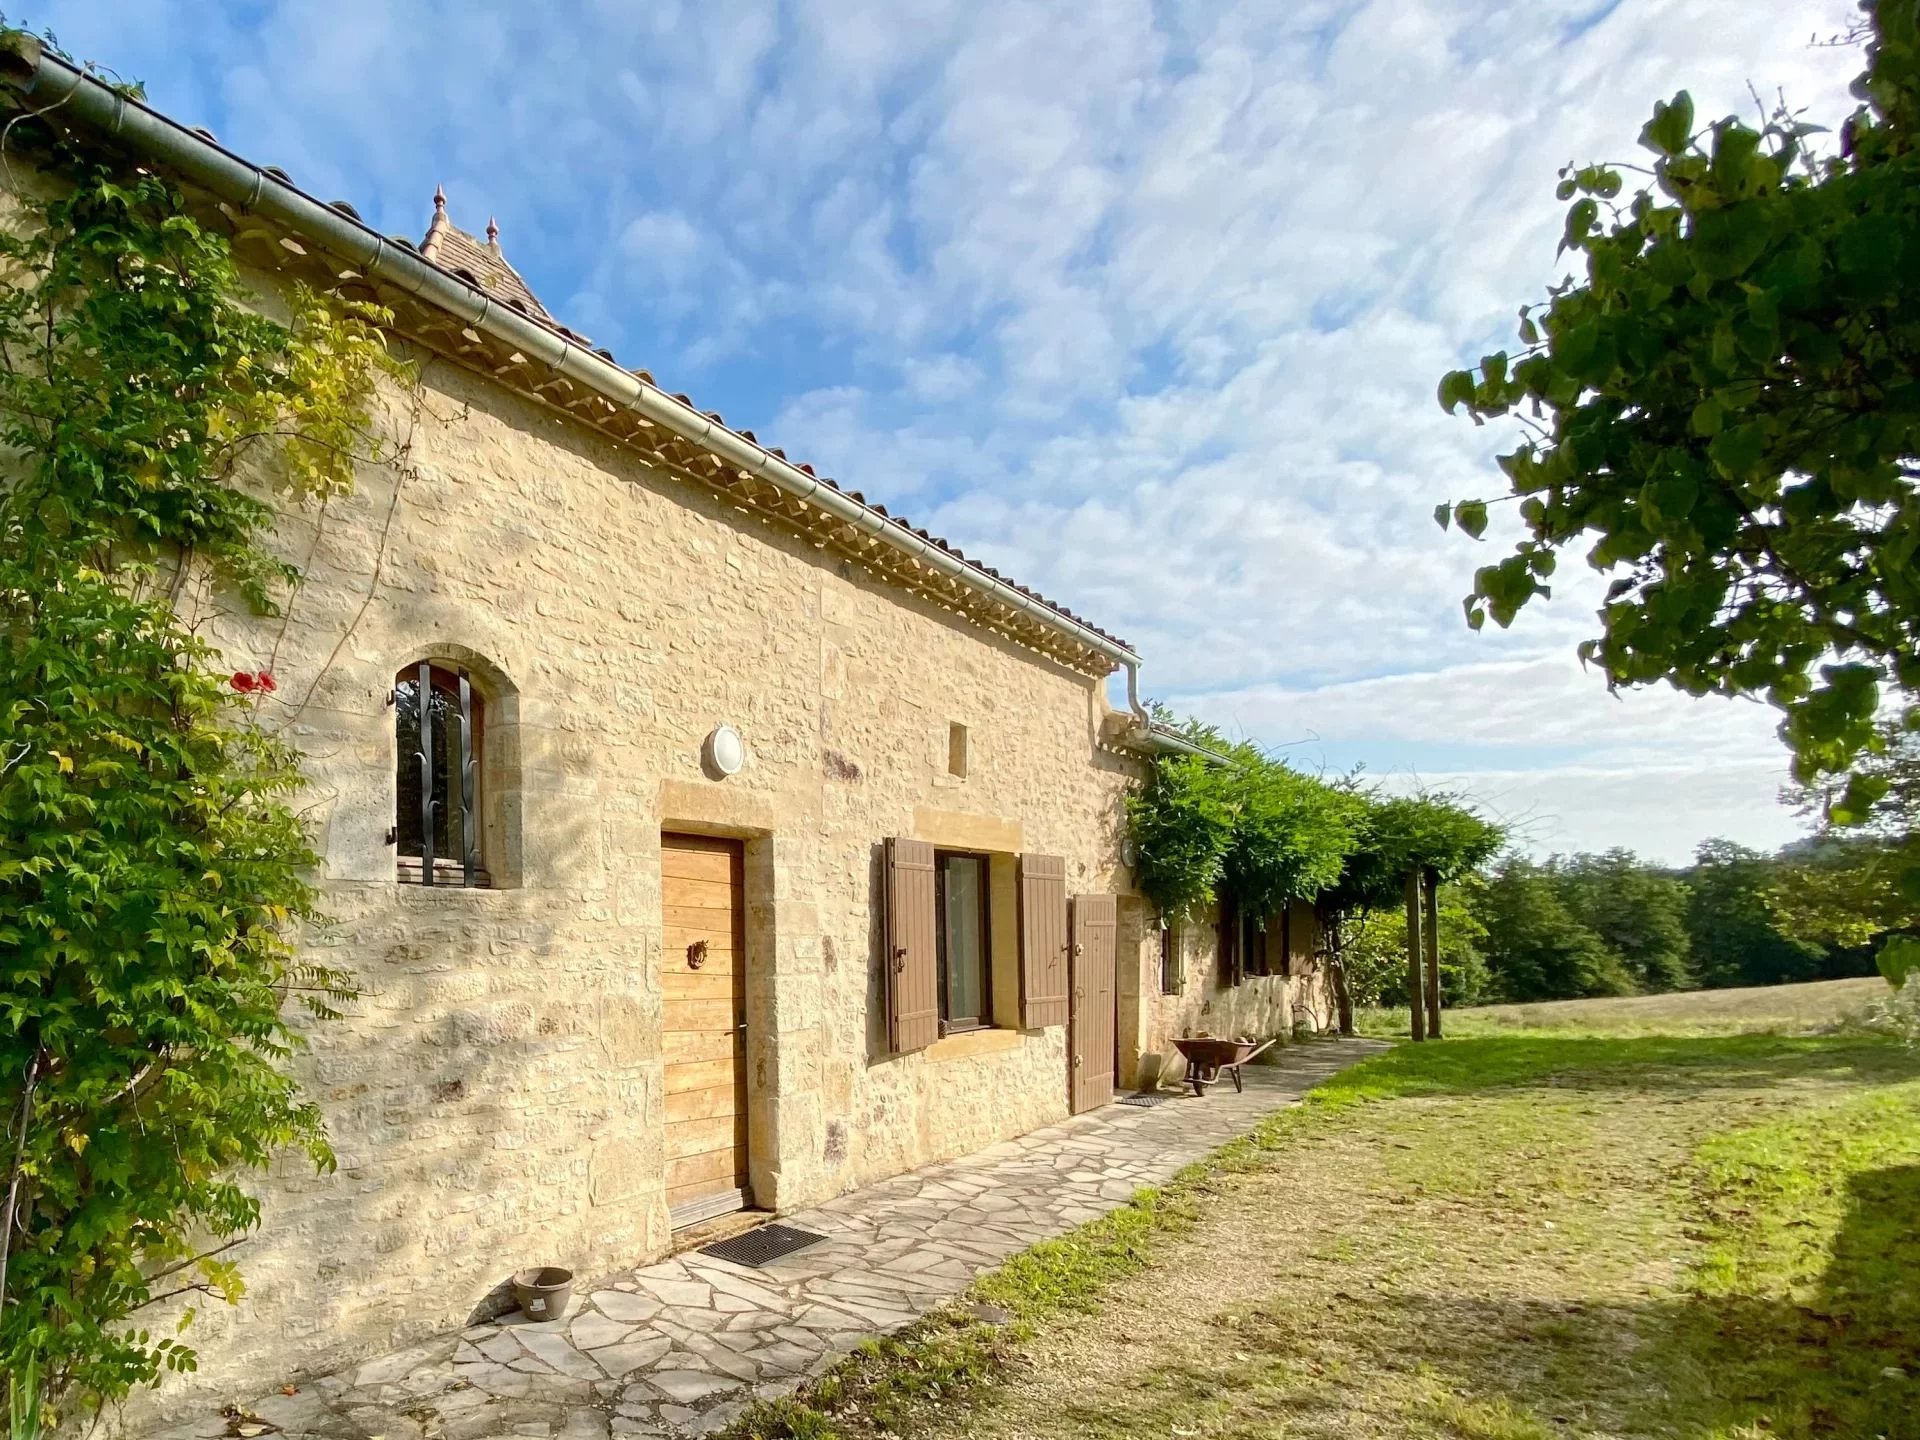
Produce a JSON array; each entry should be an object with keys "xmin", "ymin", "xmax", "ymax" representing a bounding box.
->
[{"xmin": 1343, "ymin": 837, "xmax": 1902, "ymax": 1007}]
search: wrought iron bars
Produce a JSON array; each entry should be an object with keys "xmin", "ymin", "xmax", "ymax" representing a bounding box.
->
[
  {"xmin": 406, "ymin": 662, "xmax": 481, "ymax": 886},
  {"xmin": 457, "ymin": 668, "xmax": 478, "ymax": 887},
  {"xmin": 414, "ymin": 661, "xmax": 434, "ymax": 883}
]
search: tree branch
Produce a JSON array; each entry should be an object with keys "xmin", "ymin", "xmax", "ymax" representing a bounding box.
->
[{"xmin": 0, "ymin": 1048, "xmax": 44, "ymax": 1318}]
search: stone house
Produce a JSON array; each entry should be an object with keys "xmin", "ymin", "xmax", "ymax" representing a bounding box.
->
[{"xmin": 0, "ymin": 44, "xmax": 1333, "ymax": 1415}]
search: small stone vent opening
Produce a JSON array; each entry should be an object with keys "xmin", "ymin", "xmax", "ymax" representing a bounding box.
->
[{"xmin": 948, "ymin": 721, "xmax": 969, "ymax": 779}]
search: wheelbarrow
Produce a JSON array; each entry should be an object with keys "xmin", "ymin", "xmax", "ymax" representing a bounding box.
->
[{"xmin": 1172, "ymin": 1036, "xmax": 1277, "ymax": 1096}]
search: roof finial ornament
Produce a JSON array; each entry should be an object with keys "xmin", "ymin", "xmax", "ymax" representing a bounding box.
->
[
  {"xmin": 433, "ymin": 183, "xmax": 446, "ymax": 216},
  {"xmin": 486, "ymin": 215, "xmax": 499, "ymax": 246}
]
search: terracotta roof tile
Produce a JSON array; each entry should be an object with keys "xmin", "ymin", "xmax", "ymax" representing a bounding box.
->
[{"xmin": 419, "ymin": 187, "xmax": 556, "ymax": 327}]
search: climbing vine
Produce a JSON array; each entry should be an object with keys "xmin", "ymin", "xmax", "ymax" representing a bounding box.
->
[
  {"xmin": 0, "ymin": 110, "xmax": 407, "ymax": 1422},
  {"xmin": 1125, "ymin": 738, "xmax": 1498, "ymax": 925},
  {"xmin": 1125, "ymin": 752, "xmax": 1236, "ymax": 921}
]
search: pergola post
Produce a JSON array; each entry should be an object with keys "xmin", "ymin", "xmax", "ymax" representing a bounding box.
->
[
  {"xmin": 1423, "ymin": 865, "xmax": 1442, "ymax": 1040},
  {"xmin": 1403, "ymin": 869, "xmax": 1426, "ymax": 1041}
]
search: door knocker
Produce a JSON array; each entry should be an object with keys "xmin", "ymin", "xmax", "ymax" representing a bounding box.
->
[{"xmin": 687, "ymin": 940, "xmax": 709, "ymax": 970}]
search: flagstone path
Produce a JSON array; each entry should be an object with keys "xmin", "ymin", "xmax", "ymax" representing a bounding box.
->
[{"xmin": 151, "ymin": 1039, "xmax": 1384, "ymax": 1440}]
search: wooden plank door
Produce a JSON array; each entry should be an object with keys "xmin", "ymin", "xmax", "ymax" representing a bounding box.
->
[
  {"xmin": 662, "ymin": 833, "xmax": 749, "ymax": 1227},
  {"xmin": 1069, "ymin": 893, "xmax": 1117, "ymax": 1113}
]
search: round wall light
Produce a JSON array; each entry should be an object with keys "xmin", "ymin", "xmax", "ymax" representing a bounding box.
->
[{"xmin": 704, "ymin": 724, "xmax": 746, "ymax": 778}]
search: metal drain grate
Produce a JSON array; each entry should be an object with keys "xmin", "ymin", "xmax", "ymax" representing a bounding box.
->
[
  {"xmin": 700, "ymin": 1222, "xmax": 827, "ymax": 1268},
  {"xmin": 1116, "ymin": 1092, "xmax": 1175, "ymax": 1108}
]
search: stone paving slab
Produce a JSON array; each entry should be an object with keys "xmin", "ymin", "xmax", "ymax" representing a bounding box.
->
[{"xmin": 148, "ymin": 1039, "xmax": 1384, "ymax": 1440}]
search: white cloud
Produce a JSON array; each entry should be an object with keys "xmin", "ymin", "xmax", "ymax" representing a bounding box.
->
[
  {"xmin": 38, "ymin": 0, "xmax": 1865, "ymax": 860},
  {"xmin": 901, "ymin": 354, "xmax": 983, "ymax": 404}
]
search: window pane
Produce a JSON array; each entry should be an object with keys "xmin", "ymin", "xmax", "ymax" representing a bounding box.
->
[
  {"xmin": 941, "ymin": 855, "xmax": 987, "ymax": 1026},
  {"xmin": 395, "ymin": 675, "xmax": 426, "ymax": 859},
  {"xmin": 433, "ymin": 683, "xmax": 461, "ymax": 859}
]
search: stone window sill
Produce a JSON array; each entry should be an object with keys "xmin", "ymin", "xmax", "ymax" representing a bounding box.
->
[
  {"xmin": 925, "ymin": 1028, "xmax": 1023, "ymax": 1062},
  {"xmin": 397, "ymin": 858, "xmax": 494, "ymax": 888}
]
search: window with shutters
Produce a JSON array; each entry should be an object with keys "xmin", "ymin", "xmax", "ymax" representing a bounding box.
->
[
  {"xmin": 1243, "ymin": 909, "xmax": 1266, "ymax": 977},
  {"xmin": 1158, "ymin": 920, "xmax": 1182, "ymax": 994},
  {"xmin": 936, "ymin": 850, "xmax": 992, "ymax": 1031}
]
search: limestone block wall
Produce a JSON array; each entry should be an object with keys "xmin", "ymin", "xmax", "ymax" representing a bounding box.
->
[{"xmin": 118, "ymin": 343, "xmax": 1144, "ymax": 1420}]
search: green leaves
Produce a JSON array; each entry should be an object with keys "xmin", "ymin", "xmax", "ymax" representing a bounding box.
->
[
  {"xmin": 1127, "ymin": 744, "xmax": 1499, "ymax": 929},
  {"xmin": 1829, "ymin": 773, "xmax": 1892, "ymax": 827},
  {"xmin": 1437, "ymin": 369, "xmax": 1477, "ymax": 414},
  {"xmin": 1562, "ymin": 197, "xmax": 1600, "ymax": 253},
  {"xmin": 1126, "ymin": 753, "xmax": 1234, "ymax": 920},
  {"xmin": 1690, "ymin": 204, "xmax": 1772, "ymax": 280},
  {"xmin": 1640, "ymin": 91, "xmax": 1696, "ymax": 157},
  {"xmin": 1709, "ymin": 122, "xmax": 1765, "ymax": 196},
  {"xmin": 1881, "ymin": 935, "xmax": 1920, "ymax": 988},
  {"xmin": 1706, "ymin": 422, "xmax": 1767, "ymax": 479},
  {"xmin": 1433, "ymin": 12, "xmax": 1920, "ymax": 799}
]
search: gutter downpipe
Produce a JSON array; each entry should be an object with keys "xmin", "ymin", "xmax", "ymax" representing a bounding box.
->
[
  {"xmin": 0, "ymin": 42, "xmax": 1145, "ymax": 677},
  {"xmin": 1120, "ymin": 658, "xmax": 1229, "ymax": 766}
]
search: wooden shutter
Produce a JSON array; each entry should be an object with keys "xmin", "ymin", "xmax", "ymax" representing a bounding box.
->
[
  {"xmin": 885, "ymin": 837, "xmax": 939, "ymax": 1052},
  {"xmin": 1070, "ymin": 894, "xmax": 1118, "ymax": 1112},
  {"xmin": 1017, "ymin": 853, "xmax": 1070, "ymax": 1028}
]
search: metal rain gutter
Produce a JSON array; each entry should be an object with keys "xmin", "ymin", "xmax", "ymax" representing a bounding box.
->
[
  {"xmin": 1138, "ymin": 723, "xmax": 1232, "ymax": 766},
  {"xmin": 0, "ymin": 38, "xmax": 1143, "ymax": 673}
]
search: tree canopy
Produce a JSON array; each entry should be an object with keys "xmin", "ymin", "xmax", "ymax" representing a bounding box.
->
[
  {"xmin": 1437, "ymin": 0, "xmax": 1920, "ymax": 796},
  {"xmin": 1126, "ymin": 739, "xmax": 1500, "ymax": 926}
]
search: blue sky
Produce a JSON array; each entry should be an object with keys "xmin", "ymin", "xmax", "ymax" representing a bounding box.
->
[{"xmin": 34, "ymin": 0, "xmax": 1862, "ymax": 861}]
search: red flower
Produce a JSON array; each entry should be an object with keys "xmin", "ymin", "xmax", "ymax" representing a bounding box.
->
[
  {"xmin": 256, "ymin": 670, "xmax": 277, "ymax": 694},
  {"xmin": 230, "ymin": 672, "xmax": 256, "ymax": 693}
]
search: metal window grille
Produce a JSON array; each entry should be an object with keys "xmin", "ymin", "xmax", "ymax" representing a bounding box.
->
[{"xmin": 396, "ymin": 662, "xmax": 482, "ymax": 887}]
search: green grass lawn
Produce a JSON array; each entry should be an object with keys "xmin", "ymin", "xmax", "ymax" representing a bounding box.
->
[
  {"xmin": 728, "ymin": 995, "xmax": 1920, "ymax": 1440},
  {"xmin": 1357, "ymin": 975, "xmax": 1887, "ymax": 1040}
]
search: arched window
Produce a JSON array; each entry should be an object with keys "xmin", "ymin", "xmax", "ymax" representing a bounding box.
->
[{"xmin": 395, "ymin": 662, "xmax": 487, "ymax": 887}]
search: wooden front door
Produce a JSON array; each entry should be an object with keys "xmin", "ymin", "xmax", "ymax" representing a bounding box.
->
[
  {"xmin": 1069, "ymin": 893, "xmax": 1117, "ymax": 1113},
  {"xmin": 662, "ymin": 833, "xmax": 749, "ymax": 1227}
]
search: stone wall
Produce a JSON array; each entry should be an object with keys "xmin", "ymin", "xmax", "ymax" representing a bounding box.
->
[
  {"xmin": 107, "ymin": 336, "xmax": 1167, "ymax": 1417},
  {"xmin": 0, "ymin": 200, "xmax": 1336, "ymax": 1418}
]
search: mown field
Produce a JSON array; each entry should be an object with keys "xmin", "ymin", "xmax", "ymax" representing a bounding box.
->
[
  {"xmin": 1408, "ymin": 975, "xmax": 1888, "ymax": 1036},
  {"xmin": 732, "ymin": 981, "xmax": 1920, "ymax": 1440}
]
